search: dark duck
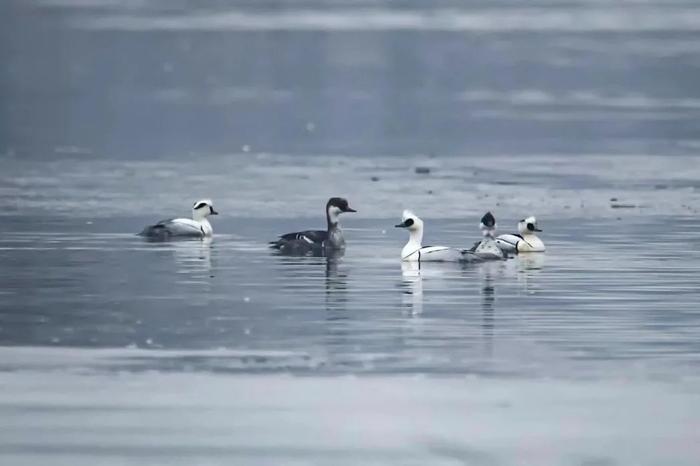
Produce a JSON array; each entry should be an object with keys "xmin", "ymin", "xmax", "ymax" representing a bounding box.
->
[{"xmin": 270, "ymin": 197, "xmax": 356, "ymax": 255}]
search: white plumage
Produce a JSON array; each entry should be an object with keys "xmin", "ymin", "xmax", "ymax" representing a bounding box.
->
[
  {"xmin": 496, "ymin": 216, "xmax": 545, "ymax": 253},
  {"xmin": 139, "ymin": 199, "xmax": 218, "ymax": 239}
]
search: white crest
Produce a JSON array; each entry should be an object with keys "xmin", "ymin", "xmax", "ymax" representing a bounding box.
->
[
  {"xmin": 518, "ymin": 215, "xmax": 539, "ymax": 234},
  {"xmin": 192, "ymin": 199, "xmax": 216, "ymax": 220}
]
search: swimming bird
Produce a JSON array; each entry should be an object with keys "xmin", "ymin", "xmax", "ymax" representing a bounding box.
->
[
  {"xmin": 469, "ymin": 212, "xmax": 505, "ymax": 259},
  {"xmin": 496, "ymin": 216, "xmax": 545, "ymax": 253},
  {"xmin": 139, "ymin": 199, "xmax": 218, "ymax": 239},
  {"xmin": 270, "ymin": 197, "xmax": 356, "ymax": 255},
  {"xmin": 395, "ymin": 210, "xmax": 465, "ymax": 262}
]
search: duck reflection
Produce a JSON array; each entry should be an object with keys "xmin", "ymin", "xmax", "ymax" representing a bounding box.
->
[
  {"xmin": 401, "ymin": 261, "xmax": 423, "ymax": 316},
  {"xmin": 325, "ymin": 249, "xmax": 348, "ymax": 311},
  {"xmin": 171, "ymin": 237, "xmax": 214, "ymax": 277},
  {"xmin": 505, "ymin": 252, "xmax": 546, "ymax": 293},
  {"xmin": 323, "ymin": 250, "xmax": 351, "ymax": 360},
  {"xmin": 517, "ymin": 252, "xmax": 546, "ymax": 273},
  {"xmin": 479, "ymin": 263, "xmax": 497, "ymax": 357}
]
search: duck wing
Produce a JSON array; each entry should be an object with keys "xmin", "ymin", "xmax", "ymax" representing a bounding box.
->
[
  {"xmin": 279, "ymin": 230, "xmax": 328, "ymax": 243},
  {"xmin": 460, "ymin": 250, "xmax": 483, "ymax": 263},
  {"xmin": 270, "ymin": 230, "xmax": 329, "ymax": 252},
  {"xmin": 408, "ymin": 246, "xmax": 464, "ymax": 262},
  {"xmin": 466, "ymin": 240, "xmax": 481, "ymax": 252},
  {"xmin": 473, "ymin": 238, "xmax": 505, "ymax": 259},
  {"xmin": 495, "ymin": 233, "xmax": 522, "ymax": 253},
  {"xmin": 140, "ymin": 218, "xmax": 205, "ymax": 238}
]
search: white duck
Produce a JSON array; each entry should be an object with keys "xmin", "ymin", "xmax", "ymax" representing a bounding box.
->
[
  {"xmin": 139, "ymin": 199, "xmax": 218, "ymax": 238},
  {"xmin": 496, "ymin": 216, "xmax": 545, "ymax": 253},
  {"xmin": 395, "ymin": 210, "xmax": 464, "ymax": 262}
]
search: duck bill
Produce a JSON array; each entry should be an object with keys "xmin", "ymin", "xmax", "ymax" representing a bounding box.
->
[
  {"xmin": 395, "ymin": 222, "xmax": 407, "ymax": 228},
  {"xmin": 344, "ymin": 207, "xmax": 357, "ymax": 213},
  {"xmin": 533, "ymin": 227, "xmax": 542, "ymax": 232},
  {"xmin": 210, "ymin": 209, "xmax": 219, "ymax": 215}
]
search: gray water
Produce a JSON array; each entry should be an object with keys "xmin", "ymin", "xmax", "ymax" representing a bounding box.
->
[{"xmin": 2, "ymin": 0, "xmax": 700, "ymax": 465}]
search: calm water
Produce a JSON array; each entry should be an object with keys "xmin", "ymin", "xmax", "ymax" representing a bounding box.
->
[
  {"xmin": 2, "ymin": 214, "xmax": 700, "ymax": 379},
  {"xmin": 2, "ymin": 0, "xmax": 700, "ymax": 464}
]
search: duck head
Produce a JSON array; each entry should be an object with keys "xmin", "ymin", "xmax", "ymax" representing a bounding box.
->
[
  {"xmin": 480, "ymin": 211, "xmax": 496, "ymax": 237},
  {"xmin": 395, "ymin": 210, "xmax": 425, "ymax": 260},
  {"xmin": 518, "ymin": 216, "xmax": 542, "ymax": 234},
  {"xmin": 395, "ymin": 209, "xmax": 423, "ymax": 232},
  {"xmin": 326, "ymin": 197, "xmax": 356, "ymax": 226},
  {"xmin": 192, "ymin": 199, "xmax": 218, "ymax": 221}
]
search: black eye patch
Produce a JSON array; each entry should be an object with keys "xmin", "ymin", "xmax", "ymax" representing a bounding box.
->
[
  {"xmin": 194, "ymin": 203, "xmax": 207, "ymax": 210},
  {"xmin": 481, "ymin": 212, "xmax": 495, "ymax": 228},
  {"xmin": 527, "ymin": 223, "xmax": 535, "ymax": 231},
  {"xmin": 404, "ymin": 218, "xmax": 414, "ymax": 227}
]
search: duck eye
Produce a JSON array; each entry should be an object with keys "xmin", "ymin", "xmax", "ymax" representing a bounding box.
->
[
  {"xmin": 404, "ymin": 218, "xmax": 414, "ymax": 227},
  {"xmin": 527, "ymin": 223, "xmax": 535, "ymax": 231}
]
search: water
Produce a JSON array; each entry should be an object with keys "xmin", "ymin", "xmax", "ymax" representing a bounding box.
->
[
  {"xmin": 2, "ymin": 214, "xmax": 700, "ymax": 378},
  {"xmin": 2, "ymin": 0, "xmax": 700, "ymax": 464}
]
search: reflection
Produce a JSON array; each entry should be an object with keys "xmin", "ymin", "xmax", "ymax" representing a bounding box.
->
[
  {"xmin": 324, "ymin": 250, "xmax": 350, "ymax": 362},
  {"xmin": 463, "ymin": 261, "xmax": 506, "ymax": 358},
  {"xmin": 171, "ymin": 237, "xmax": 213, "ymax": 277},
  {"xmin": 401, "ymin": 261, "xmax": 423, "ymax": 316},
  {"xmin": 507, "ymin": 253, "xmax": 546, "ymax": 293},
  {"xmin": 517, "ymin": 252, "xmax": 546, "ymax": 272},
  {"xmin": 325, "ymin": 249, "xmax": 348, "ymax": 311},
  {"xmin": 480, "ymin": 263, "xmax": 496, "ymax": 357},
  {"xmin": 271, "ymin": 247, "xmax": 345, "ymax": 289}
]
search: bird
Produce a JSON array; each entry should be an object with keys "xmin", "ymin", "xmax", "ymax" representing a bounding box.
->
[
  {"xmin": 468, "ymin": 211, "xmax": 505, "ymax": 259},
  {"xmin": 139, "ymin": 199, "xmax": 218, "ymax": 239},
  {"xmin": 496, "ymin": 216, "xmax": 545, "ymax": 253},
  {"xmin": 395, "ymin": 210, "xmax": 465, "ymax": 262},
  {"xmin": 270, "ymin": 197, "xmax": 356, "ymax": 255}
]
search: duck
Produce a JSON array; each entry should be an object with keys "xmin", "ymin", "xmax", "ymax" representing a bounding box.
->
[
  {"xmin": 468, "ymin": 212, "xmax": 505, "ymax": 259},
  {"xmin": 270, "ymin": 197, "xmax": 356, "ymax": 255},
  {"xmin": 139, "ymin": 199, "xmax": 218, "ymax": 239},
  {"xmin": 395, "ymin": 210, "xmax": 465, "ymax": 262},
  {"xmin": 495, "ymin": 216, "xmax": 545, "ymax": 253}
]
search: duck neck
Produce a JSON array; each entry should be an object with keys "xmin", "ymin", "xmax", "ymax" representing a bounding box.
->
[
  {"xmin": 198, "ymin": 218, "xmax": 212, "ymax": 236},
  {"xmin": 326, "ymin": 210, "xmax": 340, "ymax": 231},
  {"xmin": 403, "ymin": 228, "xmax": 423, "ymax": 255},
  {"xmin": 192, "ymin": 209, "xmax": 207, "ymax": 222}
]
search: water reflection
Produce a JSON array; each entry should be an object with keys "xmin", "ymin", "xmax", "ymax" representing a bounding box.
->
[
  {"xmin": 325, "ymin": 250, "xmax": 348, "ymax": 311},
  {"xmin": 508, "ymin": 253, "xmax": 546, "ymax": 293},
  {"xmin": 323, "ymin": 251, "xmax": 351, "ymax": 366},
  {"xmin": 479, "ymin": 264, "xmax": 497, "ymax": 357},
  {"xmin": 400, "ymin": 261, "xmax": 423, "ymax": 316},
  {"xmin": 171, "ymin": 237, "xmax": 214, "ymax": 276}
]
